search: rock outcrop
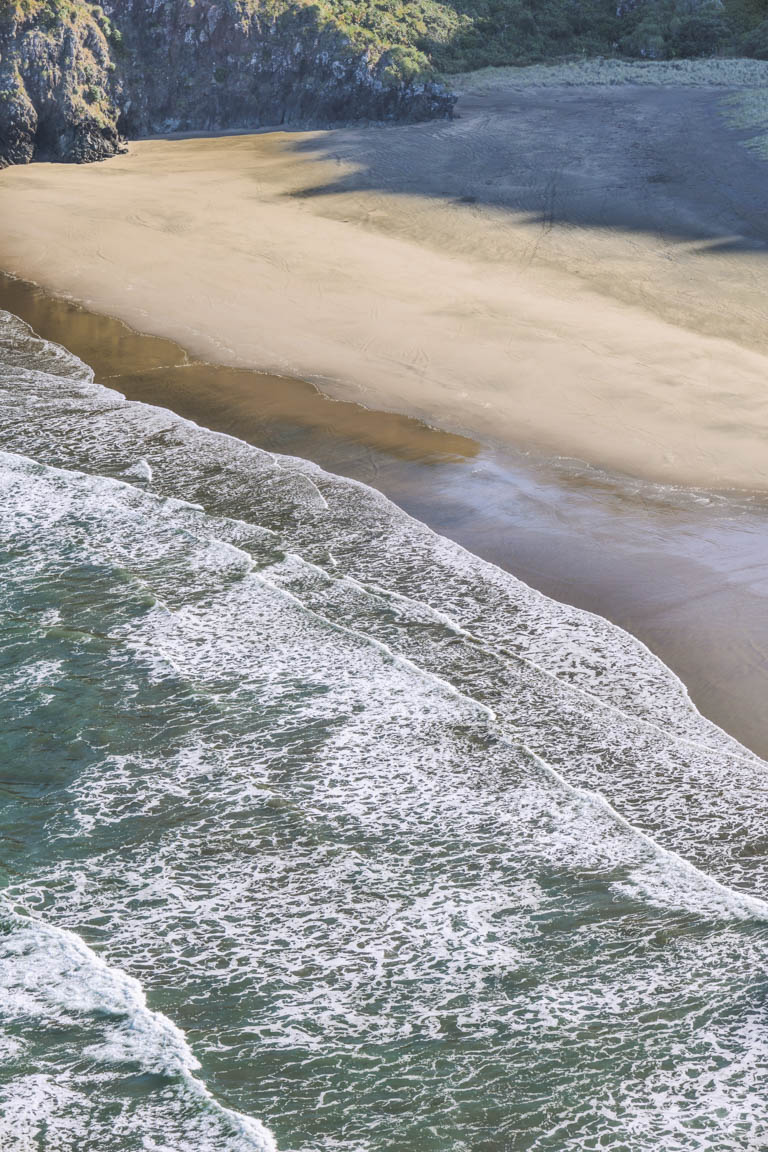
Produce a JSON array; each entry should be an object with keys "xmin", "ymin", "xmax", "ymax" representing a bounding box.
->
[
  {"xmin": 0, "ymin": 0, "xmax": 454, "ymax": 169},
  {"xmin": 105, "ymin": 0, "xmax": 454, "ymax": 137},
  {"xmin": 0, "ymin": 1, "xmax": 123, "ymax": 167},
  {"xmin": 3, "ymin": 0, "xmax": 768, "ymax": 169}
]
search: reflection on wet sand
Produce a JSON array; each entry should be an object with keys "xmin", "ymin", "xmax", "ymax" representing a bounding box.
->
[{"xmin": 2, "ymin": 272, "xmax": 767, "ymax": 758}]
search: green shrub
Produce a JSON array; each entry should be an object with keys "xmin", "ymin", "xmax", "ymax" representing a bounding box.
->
[
  {"xmin": 670, "ymin": 10, "xmax": 729, "ymax": 55},
  {"xmin": 381, "ymin": 43, "xmax": 432, "ymax": 83},
  {"xmin": 740, "ymin": 15, "xmax": 768, "ymax": 53}
]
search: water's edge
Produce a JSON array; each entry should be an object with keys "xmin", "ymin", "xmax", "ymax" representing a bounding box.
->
[
  {"xmin": 2, "ymin": 304, "xmax": 768, "ymax": 1152},
  {"xmin": 2, "ymin": 270, "xmax": 767, "ymax": 758}
]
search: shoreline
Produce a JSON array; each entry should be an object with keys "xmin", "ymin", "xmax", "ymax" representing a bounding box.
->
[
  {"xmin": 5, "ymin": 58, "xmax": 768, "ymax": 1152},
  {"xmin": 1, "ymin": 72, "xmax": 768, "ymax": 490},
  {"xmin": 4, "ymin": 273, "xmax": 767, "ymax": 760}
]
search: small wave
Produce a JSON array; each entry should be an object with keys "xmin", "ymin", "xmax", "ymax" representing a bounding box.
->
[
  {"xmin": 0, "ymin": 904, "xmax": 276, "ymax": 1151},
  {"xmin": 1, "ymin": 312, "xmax": 767, "ymax": 1151}
]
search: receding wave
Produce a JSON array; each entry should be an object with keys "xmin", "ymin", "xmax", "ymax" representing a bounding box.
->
[{"xmin": 1, "ymin": 308, "xmax": 767, "ymax": 1150}]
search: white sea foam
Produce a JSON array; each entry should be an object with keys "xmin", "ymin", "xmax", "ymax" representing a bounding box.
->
[
  {"xmin": 122, "ymin": 456, "xmax": 154, "ymax": 484},
  {"xmin": 0, "ymin": 905, "xmax": 276, "ymax": 1151},
  {"xmin": 2, "ymin": 312, "xmax": 768, "ymax": 1150}
]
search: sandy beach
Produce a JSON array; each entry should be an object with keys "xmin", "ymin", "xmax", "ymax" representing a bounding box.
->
[
  {"xmin": 3, "ymin": 273, "xmax": 767, "ymax": 760},
  {"xmin": 5, "ymin": 39, "xmax": 768, "ymax": 1152},
  {"xmin": 1, "ymin": 63, "xmax": 768, "ymax": 491}
]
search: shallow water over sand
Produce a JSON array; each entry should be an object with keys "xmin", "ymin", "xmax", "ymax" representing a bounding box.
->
[
  {"xmin": 1, "ymin": 301, "xmax": 768, "ymax": 1150},
  {"xmin": 2, "ymin": 274, "xmax": 767, "ymax": 759}
]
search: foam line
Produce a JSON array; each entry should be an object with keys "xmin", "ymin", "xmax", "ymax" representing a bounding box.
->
[{"xmin": 0, "ymin": 903, "xmax": 277, "ymax": 1151}]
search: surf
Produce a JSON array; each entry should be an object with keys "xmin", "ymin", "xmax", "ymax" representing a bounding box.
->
[{"xmin": 1, "ymin": 309, "xmax": 767, "ymax": 1151}]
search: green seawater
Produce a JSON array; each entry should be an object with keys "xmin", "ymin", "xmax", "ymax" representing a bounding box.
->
[{"xmin": 1, "ymin": 309, "xmax": 768, "ymax": 1151}]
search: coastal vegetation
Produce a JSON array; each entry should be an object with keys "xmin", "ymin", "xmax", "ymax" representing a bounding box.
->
[
  {"xmin": 0, "ymin": 0, "xmax": 121, "ymax": 165},
  {"xmin": 1, "ymin": 0, "xmax": 768, "ymax": 167},
  {"xmin": 315, "ymin": 0, "xmax": 768, "ymax": 76}
]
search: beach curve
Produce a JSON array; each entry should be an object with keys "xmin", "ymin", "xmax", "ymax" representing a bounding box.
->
[{"xmin": 1, "ymin": 61, "xmax": 768, "ymax": 491}]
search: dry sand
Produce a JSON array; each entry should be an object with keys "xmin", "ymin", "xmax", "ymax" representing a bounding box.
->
[{"xmin": 2, "ymin": 63, "xmax": 768, "ymax": 490}]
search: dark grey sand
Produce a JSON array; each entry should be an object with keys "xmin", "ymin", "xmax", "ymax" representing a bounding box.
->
[{"xmin": 296, "ymin": 72, "xmax": 768, "ymax": 354}]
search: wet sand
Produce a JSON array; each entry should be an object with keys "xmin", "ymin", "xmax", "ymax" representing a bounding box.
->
[
  {"xmin": 2, "ymin": 70, "xmax": 768, "ymax": 489},
  {"xmin": 3, "ymin": 274, "xmax": 767, "ymax": 759}
]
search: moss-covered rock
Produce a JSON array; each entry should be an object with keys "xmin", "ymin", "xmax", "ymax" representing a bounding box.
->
[
  {"xmin": 0, "ymin": 0, "xmax": 123, "ymax": 166},
  {"xmin": 3, "ymin": 0, "xmax": 768, "ymax": 171},
  {"xmin": 0, "ymin": 0, "xmax": 455, "ymax": 168},
  {"xmin": 105, "ymin": 0, "xmax": 454, "ymax": 135}
]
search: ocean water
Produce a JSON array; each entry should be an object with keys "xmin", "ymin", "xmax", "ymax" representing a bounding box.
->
[{"xmin": 1, "ymin": 308, "xmax": 767, "ymax": 1152}]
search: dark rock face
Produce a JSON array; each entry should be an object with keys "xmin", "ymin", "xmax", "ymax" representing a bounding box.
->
[
  {"xmin": 0, "ymin": 2, "xmax": 123, "ymax": 168},
  {"xmin": 106, "ymin": 0, "xmax": 455, "ymax": 136},
  {"xmin": 0, "ymin": 0, "xmax": 454, "ymax": 169}
]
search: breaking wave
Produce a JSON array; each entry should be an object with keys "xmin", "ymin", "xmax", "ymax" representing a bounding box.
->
[{"xmin": 1, "ymin": 309, "xmax": 767, "ymax": 1151}]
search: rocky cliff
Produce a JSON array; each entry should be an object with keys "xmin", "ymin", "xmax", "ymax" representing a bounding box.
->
[
  {"xmin": 3, "ymin": 0, "xmax": 761, "ymax": 170},
  {"xmin": 0, "ymin": 0, "xmax": 454, "ymax": 169},
  {"xmin": 105, "ymin": 0, "xmax": 453, "ymax": 137},
  {"xmin": 0, "ymin": 1, "xmax": 122, "ymax": 167}
]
